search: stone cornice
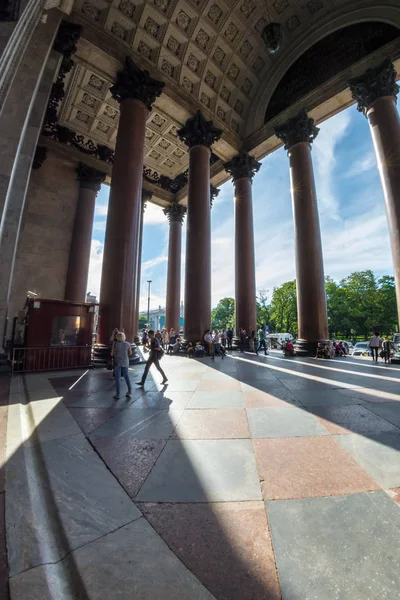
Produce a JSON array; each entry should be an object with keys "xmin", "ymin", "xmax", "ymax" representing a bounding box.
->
[
  {"xmin": 274, "ymin": 109, "xmax": 319, "ymax": 150},
  {"xmin": 110, "ymin": 57, "xmax": 164, "ymax": 110},
  {"xmin": 224, "ymin": 151, "xmax": 261, "ymax": 182},
  {"xmin": 76, "ymin": 163, "xmax": 106, "ymax": 193},
  {"xmin": 348, "ymin": 58, "xmax": 399, "ymax": 115},
  {"xmin": 178, "ymin": 110, "xmax": 222, "ymax": 150},
  {"xmin": 163, "ymin": 202, "xmax": 186, "ymax": 224}
]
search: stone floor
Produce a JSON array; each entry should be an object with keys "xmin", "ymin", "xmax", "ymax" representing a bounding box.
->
[{"xmin": 2, "ymin": 351, "xmax": 400, "ymax": 599}]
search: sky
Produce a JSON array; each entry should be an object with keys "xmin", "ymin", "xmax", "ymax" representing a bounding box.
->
[{"xmin": 87, "ymin": 103, "xmax": 395, "ymax": 313}]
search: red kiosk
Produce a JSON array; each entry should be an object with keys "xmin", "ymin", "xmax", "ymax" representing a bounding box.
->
[{"xmin": 12, "ymin": 298, "xmax": 97, "ymax": 372}]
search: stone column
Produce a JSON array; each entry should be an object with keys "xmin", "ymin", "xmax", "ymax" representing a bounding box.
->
[
  {"xmin": 64, "ymin": 164, "xmax": 105, "ymax": 303},
  {"xmin": 132, "ymin": 189, "xmax": 151, "ymax": 342},
  {"xmin": 225, "ymin": 152, "xmax": 261, "ymax": 337},
  {"xmin": 164, "ymin": 202, "xmax": 186, "ymax": 332},
  {"xmin": 349, "ymin": 59, "xmax": 400, "ymax": 326},
  {"xmin": 275, "ymin": 110, "xmax": 328, "ymax": 354},
  {"xmin": 178, "ymin": 111, "xmax": 222, "ymax": 342},
  {"xmin": 98, "ymin": 58, "xmax": 164, "ymax": 344}
]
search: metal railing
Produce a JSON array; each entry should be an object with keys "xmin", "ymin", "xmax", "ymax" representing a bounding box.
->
[{"xmin": 11, "ymin": 345, "xmax": 92, "ymax": 373}]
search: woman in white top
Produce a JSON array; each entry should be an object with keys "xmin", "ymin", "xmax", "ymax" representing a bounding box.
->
[
  {"xmin": 213, "ymin": 329, "xmax": 222, "ymax": 359},
  {"xmin": 369, "ymin": 331, "xmax": 382, "ymax": 362},
  {"xmin": 162, "ymin": 328, "xmax": 169, "ymax": 350}
]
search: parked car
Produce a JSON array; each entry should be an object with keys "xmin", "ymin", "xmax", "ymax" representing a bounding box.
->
[{"xmin": 352, "ymin": 342, "xmax": 371, "ymax": 357}]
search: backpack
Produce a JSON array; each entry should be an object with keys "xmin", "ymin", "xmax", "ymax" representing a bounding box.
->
[{"xmin": 153, "ymin": 337, "xmax": 164, "ymax": 359}]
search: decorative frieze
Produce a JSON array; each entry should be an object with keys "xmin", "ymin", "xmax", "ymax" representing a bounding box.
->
[
  {"xmin": 110, "ymin": 57, "xmax": 164, "ymax": 109},
  {"xmin": 178, "ymin": 110, "xmax": 222, "ymax": 149},
  {"xmin": 275, "ymin": 109, "xmax": 319, "ymax": 150},
  {"xmin": 348, "ymin": 59, "xmax": 399, "ymax": 115},
  {"xmin": 163, "ymin": 202, "xmax": 187, "ymax": 223},
  {"xmin": 224, "ymin": 151, "xmax": 261, "ymax": 181}
]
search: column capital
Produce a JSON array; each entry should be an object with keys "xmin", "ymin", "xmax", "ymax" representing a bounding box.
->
[
  {"xmin": 110, "ymin": 57, "xmax": 164, "ymax": 109},
  {"xmin": 210, "ymin": 184, "xmax": 219, "ymax": 208},
  {"xmin": 178, "ymin": 110, "xmax": 222, "ymax": 149},
  {"xmin": 76, "ymin": 163, "xmax": 106, "ymax": 193},
  {"xmin": 224, "ymin": 151, "xmax": 261, "ymax": 182},
  {"xmin": 163, "ymin": 202, "xmax": 187, "ymax": 224},
  {"xmin": 348, "ymin": 58, "xmax": 399, "ymax": 115},
  {"xmin": 275, "ymin": 109, "xmax": 319, "ymax": 151},
  {"xmin": 32, "ymin": 146, "xmax": 47, "ymax": 170},
  {"xmin": 53, "ymin": 21, "xmax": 82, "ymax": 74}
]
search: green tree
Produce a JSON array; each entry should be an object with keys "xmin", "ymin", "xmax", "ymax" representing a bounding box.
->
[
  {"xmin": 270, "ymin": 281, "xmax": 298, "ymax": 335},
  {"xmin": 340, "ymin": 270, "xmax": 379, "ymax": 338},
  {"xmin": 376, "ymin": 275, "xmax": 398, "ymax": 334},
  {"xmin": 211, "ymin": 297, "xmax": 235, "ymax": 330},
  {"xmin": 256, "ymin": 289, "xmax": 271, "ymax": 329},
  {"xmin": 326, "ymin": 277, "xmax": 351, "ymax": 338}
]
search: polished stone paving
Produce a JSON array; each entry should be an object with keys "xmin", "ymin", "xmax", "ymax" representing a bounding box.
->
[{"xmin": 3, "ymin": 352, "xmax": 400, "ymax": 599}]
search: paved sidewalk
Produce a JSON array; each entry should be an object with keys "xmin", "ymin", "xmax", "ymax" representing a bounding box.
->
[{"xmin": 3, "ymin": 352, "xmax": 400, "ymax": 599}]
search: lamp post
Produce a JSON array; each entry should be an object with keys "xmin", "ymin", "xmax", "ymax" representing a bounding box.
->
[{"xmin": 147, "ymin": 280, "xmax": 152, "ymax": 327}]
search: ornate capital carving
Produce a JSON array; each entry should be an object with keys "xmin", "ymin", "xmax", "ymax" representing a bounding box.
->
[
  {"xmin": 178, "ymin": 110, "xmax": 222, "ymax": 149},
  {"xmin": 163, "ymin": 202, "xmax": 187, "ymax": 224},
  {"xmin": 32, "ymin": 146, "xmax": 47, "ymax": 170},
  {"xmin": 142, "ymin": 189, "xmax": 153, "ymax": 203},
  {"xmin": 275, "ymin": 109, "xmax": 319, "ymax": 150},
  {"xmin": 76, "ymin": 163, "xmax": 106, "ymax": 193},
  {"xmin": 53, "ymin": 21, "xmax": 82, "ymax": 73},
  {"xmin": 110, "ymin": 57, "xmax": 164, "ymax": 109},
  {"xmin": 348, "ymin": 58, "xmax": 399, "ymax": 115},
  {"xmin": 224, "ymin": 151, "xmax": 261, "ymax": 182},
  {"xmin": 210, "ymin": 184, "xmax": 220, "ymax": 208}
]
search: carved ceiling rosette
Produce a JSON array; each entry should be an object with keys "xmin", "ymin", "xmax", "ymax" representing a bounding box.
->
[
  {"xmin": 224, "ymin": 151, "xmax": 261, "ymax": 182},
  {"xmin": 348, "ymin": 58, "xmax": 399, "ymax": 116},
  {"xmin": 274, "ymin": 109, "xmax": 319, "ymax": 150},
  {"xmin": 110, "ymin": 57, "xmax": 164, "ymax": 110},
  {"xmin": 76, "ymin": 163, "xmax": 106, "ymax": 194},
  {"xmin": 177, "ymin": 110, "xmax": 222, "ymax": 149},
  {"xmin": 163, "ymin": 202, "xmax": 187, "ymax": 224},
  {"xmin": 210, "ymin": 184, "xmax": 220, "ymax": 208}
]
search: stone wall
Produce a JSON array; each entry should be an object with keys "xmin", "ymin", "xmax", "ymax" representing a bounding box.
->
[{"xmin": 8, "ymin": 150, "xmax": 79, "ymax": 325}]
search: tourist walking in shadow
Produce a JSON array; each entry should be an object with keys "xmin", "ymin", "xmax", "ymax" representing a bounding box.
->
[
  {"xmin": 248, "ymin": 329, "xmax": 255, "ymax": 353},
  {"xmin": 213, "ymin": 328, "xmax": 223, "ymax": 359},
  {"xmin": 111, "ymin": 331, "xmax": 132, "ymax": 399},
  {"xmin": 137, "ymin": 330, "xmax": 168, "ymax": 386},
  {"xmin": 220, "ymin": 328, "xmax": 227, "ymax": 349},
  {"xmin": 239, "ymin": 328, "xmax": 246, "ymax": 352},
  {"xmin": 382, "ymin": 336, "xmax": 392, "ymax": 364},
  {"xmin": 369, "ymin": 331, "xmax": 382, "ymax": 363},
  {"xmin": 256, "ymin": 326, "xmax": 268, "ymax": 355},
  {"xmin": 226, "ymin": 327, "xmax": 233, "ymax": 351}
]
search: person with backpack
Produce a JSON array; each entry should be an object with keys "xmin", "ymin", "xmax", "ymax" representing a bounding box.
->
[
  {"xmin": 136, "ymin": 329, "xmax": 168, "ymax": 386},
  {"xmin": 256, "ymin": 327, "xmax": 268, "ymax": 355}
]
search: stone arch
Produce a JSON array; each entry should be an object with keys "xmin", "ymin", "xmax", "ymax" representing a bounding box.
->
[{"xmin": 245, "ymin": 3, "xmax": 400, "ymax": 136}]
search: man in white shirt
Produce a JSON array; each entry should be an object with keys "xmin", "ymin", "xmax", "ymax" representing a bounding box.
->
[
  {"xmin": 369, "ymin": 331, "xmax": 383, "ymax": 362},
  {"xmin": 204, "ymin": 330, "xmax": 213, "ymax": 359}
]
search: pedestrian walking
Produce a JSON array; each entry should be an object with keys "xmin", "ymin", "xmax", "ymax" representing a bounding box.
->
[
  {"xmin": 226, "ymin": 328, "xmax": 233, "ymax": 350},
  {"xmin": 220, "ymin": 328, "xmax": 227, "ymax": 348},
  {"xmin": 239, "ymin": 329, "xmax": 246, "ymax": 352},
  {"xmin": 136, "ymin": 330, "xmax": 168, "ymax": 386},
  {"xmin": 204, "ymin": 329, "xmax": 214, "ymax": 358},
  {"xmin": 256, "ymin": 326, "xmax": 268, "ymax": 355},
  {"xmin": 369, "ymin": 331, "xmax": 382, "ymax": 362},
  {"xmin": 382, "ymin": 336, "xmax": 392, "ymax": 363},
  {"xmin": 111, "ymin": 331, "xmax": 132, "ymax": 399},
  {"xmin": 213, "ymin": 329, "xmax": 223, "ymax": 359},
  {"xmin": 249, "ymin": 329, "xmax": 256, "ymax": 353},
  {"xmin": 162, "ymin": 328, "xmax": 169, "ymax": 351}
]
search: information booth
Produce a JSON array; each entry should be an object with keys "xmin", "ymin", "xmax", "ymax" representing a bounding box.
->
[{"xmin": 12, "ymin": 298, "xmax": 98, "ymax": 372}]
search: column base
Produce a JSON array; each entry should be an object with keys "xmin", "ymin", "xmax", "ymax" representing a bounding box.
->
[{"xmin": 295, "ymin": 339, "xmax": 328, "ymax": 357}]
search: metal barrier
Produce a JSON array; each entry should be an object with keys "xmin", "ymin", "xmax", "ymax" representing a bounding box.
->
[{"xmin": 11, "ymin": 346, "xmax": 92, "ymax": 373}]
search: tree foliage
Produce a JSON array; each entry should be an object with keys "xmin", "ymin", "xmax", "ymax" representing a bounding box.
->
[
  {"xmin": 211, "ymin": 297, "xmax": 235, "ymax": 330},
  {"xmin": 269, "ymin": 281, "xmax": 298, "ymax": 335}
]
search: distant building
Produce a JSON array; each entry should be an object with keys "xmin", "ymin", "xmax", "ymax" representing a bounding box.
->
[
  {"xmin": 148, "ymin": 302, "xmax": 184, "ymax": 331},
  {"xmin": 86, "ymin": 292, "xmax": 97, "ymax": 303}
]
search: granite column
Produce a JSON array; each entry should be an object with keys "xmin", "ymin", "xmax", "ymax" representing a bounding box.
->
[
  {"xmin": 164, "ymin": 202, "xmax": 186, "ymax": 332},
  {"xmin": 178, "ymin": 111, "xmax": 222, "ymax": 342},
  {"xmin": 64, "ymin": 164, "xmax": 105, "ymax": 303},
  {"xmin": 275, "ymin": 110, "xmax": 328, "ymax": 354},
  {"xmin": 225, "ymin": 152, "xmax": 261, "ymax": 337},
  {"xmin": 98, "ymin": 58, "xmax": 164, "ymax": 344},
  {"xmin": 349, "ymin": 59, "xmax": 400, "ymax": 327},
  {"xmin": 132, "ymin": 190, "xmax": 151, "ymax": 342}
]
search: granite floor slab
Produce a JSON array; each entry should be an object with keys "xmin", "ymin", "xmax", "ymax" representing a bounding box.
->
[
  {"xmin": 66, "ymin": 406, "xmax": 120, "ymax": 435},
  {"xmin": 136, "ymin": 439, "xmax": 262, "ymax": 502},
  {"xmin": 253, "ymin": 436, "xmax": 379, "ymax": 500},
  {"xmin": 187, "ymin": 391, "xmax": 244, "ymax": 409},
  {"xmin": 131, "ymin": 391, "xmax": 193, "ymax": 410},
  {"xmin": 172, "ymin": 409, "xmax": 250, "ymax": 439},
  {"xmin": 335, "ymin": 431, "xmax": 400, "ymax": 488},
  {"xmin": 140, "ymin": 502, "xmax": 281, "ymax": 600},
  {"xmin": 6, "ymin": 433, "xmax": 140, "ymax": 576},
  {"xmin": 243, "ymin": 390, "xmax": 299, "ymax": 408},
  {"xmin": 364, "ymin": 401, "xmax": 400, "ymax": 428},
  {"xmin": 196, "ymin": 379, "xmax": 242, "ymax": 392},
  {"xmin": 267, "ymin": 491, "xmax": 400, "ymax": 600},
  {"xmin": 292, "ymin": 389, "xmax": 362, "ymax": 406},
  {"xmin": 9, "ymin": 518, "xmax": 216, "ymax": 600},
  {"xmin": 246, "ymin": 407, "xmax": 329, "ymax": 438},
  {"xmin": 89, "ymin": 408, "xmax": 183, "ymax": 440},
  {"xmin": 307, "ymin": 404, "xmax": 399, "ymax": 435}
]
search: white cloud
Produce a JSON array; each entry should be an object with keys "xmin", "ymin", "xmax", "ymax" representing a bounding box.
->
[
  {"xmin": 313, "ymin": 110, "xmax": 352, "ymax": 220},
  {"xmin": 141, "ymin": 254, "xmax": 168, "ymax": 274},
  {"xmin": 345, "ymin": 151, "xmax": 376, "ymax": 178},
  {"xmin": 95, "ymin": 204, "xmax": 108, "ymax": 217},
  {"xmin": 144, "ymin": 202, "xmax": 168, "ymax": 225},
  {"xmin": 86, "ymin": 239, "xmax": 104, "ymax": 299}
]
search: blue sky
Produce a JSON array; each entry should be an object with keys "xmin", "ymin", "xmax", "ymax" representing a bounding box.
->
[{"xmin": 87, "ymin": 104, "xmax": 395, "ymax": 312}]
